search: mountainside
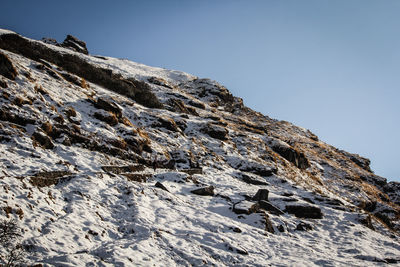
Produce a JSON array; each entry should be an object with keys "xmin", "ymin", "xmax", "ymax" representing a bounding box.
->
[{"xmin": 0, "ymin": 29, "xmax": 399, "ymax": 266}]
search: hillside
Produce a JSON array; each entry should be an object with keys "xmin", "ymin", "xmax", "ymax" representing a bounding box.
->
[{"xmin": 0, "ymin": 29, "xmax": 399, "ymax": 266}]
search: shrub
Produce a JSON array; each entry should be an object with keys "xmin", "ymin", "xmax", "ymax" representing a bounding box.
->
[{"xmin": 0, "ymin": 219, "xmax": 26, "ymax": 266}]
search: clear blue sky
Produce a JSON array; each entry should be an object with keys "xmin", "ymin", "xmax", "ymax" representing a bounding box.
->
[{"xmin": 1, "ymin": 0, "xmax": 399, "ymax": 182}]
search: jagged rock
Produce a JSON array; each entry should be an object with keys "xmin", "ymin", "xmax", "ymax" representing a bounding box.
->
[
  {"xmin": 258, "ymin": 200, "xmax": 284, "ymax": 215},
  {"xmin": 277, "ymin": 225, "xmax": 285, "ymax": 232},
  {"xmin": 101, "ymin": 165, "xmax": 145, "ymax": 174},
  {"xmin": 0, "ymin": 52, "xmax": 17, "ymax": 80},
  {"xmin": 123, "ymin": 173, "xmax": 152, "ymax": 182},
  {"xmin": 0, "ymin": 78, "xmax": 7, "ymax": 88},
  {"xmin": 252, "ymin": 189, "xmax": 269, "ymax": 202},
  {"xmin": 94, "ymin": 97, "xmax": 122, "ymax": 118},
  {"xmin": 94, "ymin": 111, "xmax": 119, "ymax": 126},
  {"xmin": 340, "ymin": 150, "xmax": 372, "ymax": 172},
  {"xmin": 61, "ymin": 34, "xmax": 89, "ymax": 54},
  {"xmin": 30, "ymin": 171, "xmax": 73, "ymax": 187},
  {"xmin": 32, "ymin": 131, "xmax": 54, "ymax": 149},
  {"xmin": 154, "ymin": 116, "xmax": 180, "ymax": 132},
  {"xmin": 201, "ymin": 123, "xmax": 228, "ymax": 140},
  {"xmin": 155, "ymin": 182, "xmax": 169, "ymax": 192},
  {"xmin": 263, "ymin": 214, "xmax": 275, "ymax": 233},
  {"xmin": 191, "ymin": 186, "xmax": 214, "ymax": 196},
  {"xmin": 285, "ymin": 205, "xmax": 323, "ymax": 219},
  {"xmin": 233, "ymin": 201, "xmax": 260, "ymax": 215},
  {"xmin": 296, "ymin": 222, "xmax": 313, "ymax": 231},
  {"xmin": 0, "ymin": 32, "xmax": 163, "ymax": 108},
  {"xmin": 359, "ymin": 215, "xmax": 375, "ymax": 230},
  {"xmin": 41, "ymin": 37, "xmax": 59, "ymax": 46},
  {"xmin": 241, "ymin": 173, "xmax": 268, "ymax": 185},
  {"xmin": 269, "ymin": 139, "xmax": 310, "ymax": 169}
]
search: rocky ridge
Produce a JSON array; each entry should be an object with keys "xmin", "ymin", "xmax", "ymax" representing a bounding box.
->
[{"xmin": 0, "ymin": 29, "xmax": 399, "ymax": 266}]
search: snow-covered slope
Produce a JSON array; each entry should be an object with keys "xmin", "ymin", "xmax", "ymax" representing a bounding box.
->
[{"xmin": 0, "ymin": 29, "xmax": 399, "ymax": 266}]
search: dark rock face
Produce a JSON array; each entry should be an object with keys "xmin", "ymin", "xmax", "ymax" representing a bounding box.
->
[
  {"xmin": 201, "ymin": 123, "xmax": 228, "ymax": 140},
  {"xmin": 0, "ymin": 32, "xmax": 163, "ymax": 109},
  {"xmin": 271, "ymin": 141, "xmax": 310, "ymax": 169},
  {"xmin": 285, "ymin": 205, "xmax": 323, "ymax": 219},
  {"xmin": 32, "ymin": 131, "xmax": 54, "ymax": 149},
  {"xmin": 233, "ymin": 201, "xmax": 260, "ymax": 215},
  {"xmin": 252, "ymin": 189, "xmax": 269, "ymax": 202},
  {"xmin": 340, "ymin": 150, "xmax": 372, "ymax": 172},
  {"xmin": 61, "ymin": 35, "xmax": 89, "ymax": 55},
  {"xmin": 94, "ymin": 97, "xmax": 123, "ymax": 118},
  {"xmin": 241, "ymin": 173, "xmax": 268, "ymax": 185},
  {"xmin": 359, "ymin": 215, "xmax": 375, "ymax": 230},
  {"xmin": 0, "ymin": 52, "xmax": 17, "ymax": 80},
  {"xmin": 155, "ymin": 182, "xmax": 169, "ymax": 192},
  {"xmin": 191, "ymin": 186, "xmax": 214, "ymax": 196},
  {"xmin": 258, "ymin": 200, "xmax": 284, "ymax": 215},
  {"xmin": 296, "ymin": 222, "xmax": 313, "ymax": 231}
]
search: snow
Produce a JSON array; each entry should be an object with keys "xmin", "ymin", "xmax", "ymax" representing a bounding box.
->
[{"xmin": 0, "ymin": 35, "xmax": 399, "ymax": 266}]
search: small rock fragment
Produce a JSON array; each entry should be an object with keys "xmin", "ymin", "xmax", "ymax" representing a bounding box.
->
[
  {"xmin": 191, "ymin": 186, "xmax": 214, "ymax": 196},
  {"xmin": 252, "ymin": 189, "xmax": 269, "ymax": 202},
  {"xmin": 155, "ymin": 182, "xmax": 169, "ymax": 192}
]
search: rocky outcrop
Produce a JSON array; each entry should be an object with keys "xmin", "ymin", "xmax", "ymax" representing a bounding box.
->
[
  {"xmin": 285, "ymin": 205, "xmax": 323, "ymax": 219},
  {"xmin": 191, "ymin": 186, "xmax": 215, "ymax": 196},
  {"xmin": 61, "ymin": 35, "xmax": 89, "ymax": 55},
  {"xmin": 269, "ymin": 139, "xmax": 310, "ymax": 169},
  {"xmin": 201, "ymin": 123, "xmax": 228, "ymax": 140},
  {"xmin": 0, "ymin": 52, "xmax": 17, "ymax": 80},
  {"xmin": 0, "ymin": 32, "xmax": 162, "ymax": 108}
]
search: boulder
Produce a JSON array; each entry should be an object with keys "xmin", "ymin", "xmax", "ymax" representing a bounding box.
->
[
  {"xmin": 258, "ymin": 200, "xmax": 284, "ymax": 215},
  {"xmin": 285, "ymin": 205, "xmax": 323, "ymax": 219},
  {"xmin": 191, "ymin": 186, "xmax": 214, "ymax": 196},
  {"xmin": 201, "ymin": 123, "xmax": 228, "ymax": 140},
  {"xmin": 0, "ymin": 52, "xmax": 17, "ymax": 80},
  {"xmin": 296, "ymin": 222, "xmax": 313, "ymax": 231},
  {"xmin": 252, "ymin": 189, "xmax": 269, "ymax": 202},
  {"xmin": 241, "ymin": 173, "xmax": 268, "ymax": 185},
  {"xmin": 94, "ymin": 97, "xmax": 122, "ymax": 118},
  {"xmin": 61, "ymin": 34, "xmax": 89, "ymax": 54},
  {"xmin": 233, "ymin": 201, "xmax": 259, "ymax": 215}
]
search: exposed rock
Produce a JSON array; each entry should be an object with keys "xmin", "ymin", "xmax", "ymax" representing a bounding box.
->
[
  {"xmin": 0, "ymin": 78, "xmax": 7, "ymax": 88},
  {"xmin": 233, "ymin": 201, "xmax": 259, "ymax": 215},
  {"xmin": 258, "ymin": 200, "xmax": 284, "ymax": 215},
  {"xmin": 41, "ymin": 37, "xmax": 59, "ymax": 46},
  {"xmin": 61, "ymin": 34, "xmax": 89, "ymax": 55},
  {"xmin": 231, "ymin": 227, "xmax": 242, "ymax": 233},
  {"xmin": 0, "ymin": 52, "xmax": 17, "ymax": 80},
  {"xmin": 94, "ymin": 97, "xmax": 122, "ymax": 118},
  {"xmin": 269, "ymin": 139, "xmax": 310, "ymax": 169},
  {"xmin": 0, "ymin": 32, "xmax": 163, "ymax": 108},
  {"xmin": 359, "ymin": 215, "xmax": 375, "ymax": 230},
  {"xmin": 155, "ymin": 182, "xmax": 169, "ymax": 192},
  {"xmin": 30, "ymin": 171, "xmax": 73, "ymax": 187},
  {"xmin": 94, "ymin": 111, "xmax": 119, "ymax": 126},
  {"xmin": 32, "ymin": 130, "xmax": 54, "ymax": 149},
  {"xmin": 201, "ymin": 123, "xmax": 228, "ymax": 140},
  {"xmin": 340, "ymin": 150, "xmax": 372, "ymax": 172},
  {"xmin": 240, "ymin": 173, "xmax": 268, "ymax": 185},
  {"xmin": 285, "ymin": 205, "xmax": 323, "ymax": 219},
  {"xmin": 191, "ymin": 186, "xmax": 214, "ymax": 196},
  {"xmin": 263, "ymin": 214, "xmax": 275, "ymax": 233},
  {"xmin": 101, "ymin": 165, "xmax": 146, "ymax": 174},
  {"xmin": 296, "ymin": 222, "xmax": 313, "ymax": 231},
  {"xmin": 252, "ymin": 189, "xmax": 269, "ymax": 202},
  {"xmin": 123, "ymin": 173, "xmax": 152, "ymax": 182},
  {"xmin": 154, "ymin": 116, "xmax": 180, "ymax": 132}
]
